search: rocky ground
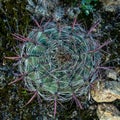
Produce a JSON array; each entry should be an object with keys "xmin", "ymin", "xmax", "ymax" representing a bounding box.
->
[{"xmin": 0, "ymin": 0, "xmax": 120, "ymax": 120}]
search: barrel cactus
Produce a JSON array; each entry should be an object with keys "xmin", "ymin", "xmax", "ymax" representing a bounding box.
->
[{"xmin": 7, "ymin": 19, "xmax": 102, "ymax": 116}]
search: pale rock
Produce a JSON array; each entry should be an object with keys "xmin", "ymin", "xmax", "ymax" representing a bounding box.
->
[
  {"xmin": 97, "ymin": 104, "xmax": 120, "ymax": 120},
  {"xmin": 91, "ymin": 81, "xmax": 120, "ymax": 102},
  {"xmin": 107, "ymin": 70, "xmax": 117, "ymax": 80},
  {"xmin": 99, "ymin": 0, "xmax": 120, "ymax": 12}
]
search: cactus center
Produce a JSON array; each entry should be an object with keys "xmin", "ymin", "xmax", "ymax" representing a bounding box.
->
[{"xmin": 55, "ymin": 47, "xmax": 72, "ymax": 64}]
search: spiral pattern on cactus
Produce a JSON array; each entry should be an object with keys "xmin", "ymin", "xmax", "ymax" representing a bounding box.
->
[{"xmin": 19, "ymin": 21, "xmax": 101, "ymax": 102}]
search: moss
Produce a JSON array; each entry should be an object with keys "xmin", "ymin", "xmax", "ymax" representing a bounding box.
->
[{"xmin": 0, "ymin": 0, "xmax": 31, "ymax": 62}]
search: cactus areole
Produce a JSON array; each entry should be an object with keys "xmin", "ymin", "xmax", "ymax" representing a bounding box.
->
[{"xmin": 14, "ymin": 21, "xmax": 101, "ymax": 103}]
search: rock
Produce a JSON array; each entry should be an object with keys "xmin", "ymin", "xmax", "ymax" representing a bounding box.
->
[
  {"xmin": 67, "ymin": 7, "xmax": 81, "ymax": 19},
  {"xmin": 107, "ymin": 70, "xmax": 117, "ymax": 80},
  {"xmin": 99, "ymin": 0, "xmax": 120, "ymax": 12},
  {"xmin": 91, "ymin": 81, "xmax": 120, "ymax": 102},
  {"xmin": 53, "ymin": 7, "xmax": 65, "ymax": 21},
  {"xmin": 26, "ymin": 0, "xmax": 81, "ymax": 21},
  {"xmin": 26, "ymin": 0, "xmax": 59, "ymax": 18},
  {"xmin": 0, "ymin": 73, "xmax": 5, "ymax": 89},
  {"xmin": 70, "ymin": 111, "xmax": 77, "ymax": 118},
  {"xmin": 97, "ymin": 104, "xmax": 120, "ymax": 120}
]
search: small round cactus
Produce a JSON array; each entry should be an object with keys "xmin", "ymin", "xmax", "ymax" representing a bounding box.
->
[{"xmin": 7, "ymin": 19, "xmax": 102, "ymax": 116}]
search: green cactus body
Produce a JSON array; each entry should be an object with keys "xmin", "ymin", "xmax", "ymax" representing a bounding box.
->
[{"xmin": 19, "ymin": 22, "xmax": 101, "ymax": 102}]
